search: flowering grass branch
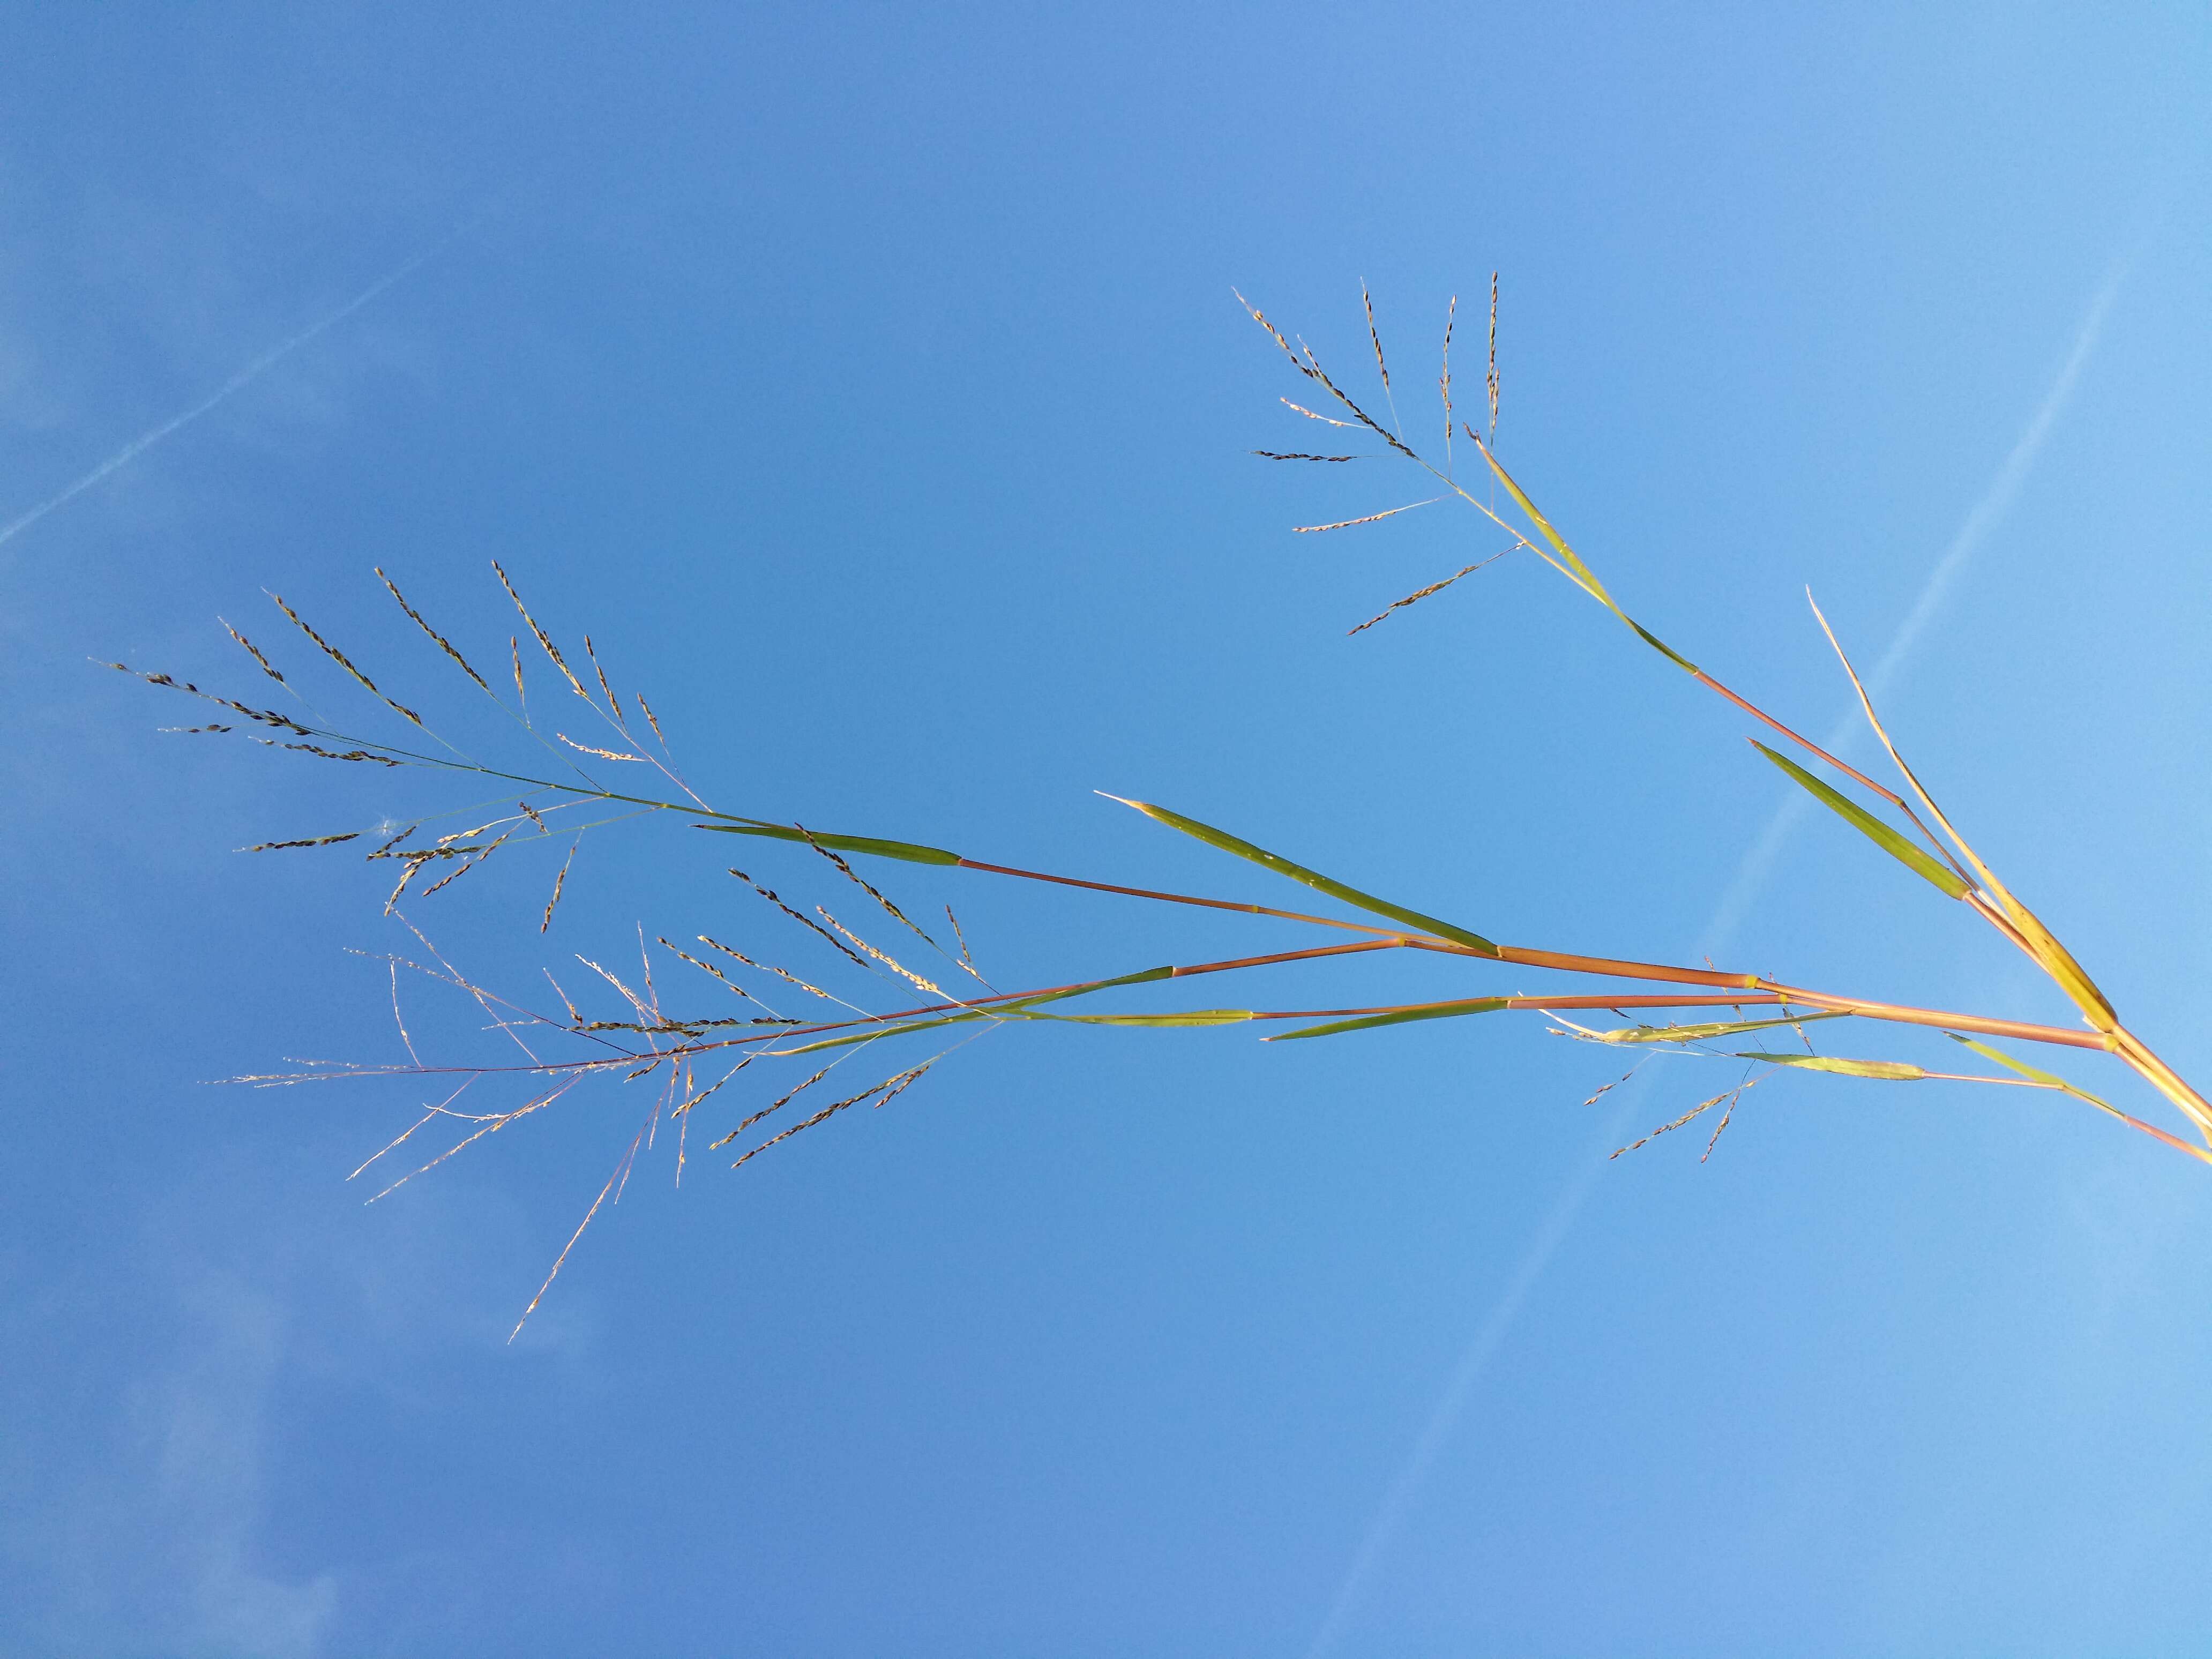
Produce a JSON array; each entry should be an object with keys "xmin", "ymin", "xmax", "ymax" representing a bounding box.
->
[{"xmin": 122, "ymin": 281, "xmax": 2212, "ymax": 1326}]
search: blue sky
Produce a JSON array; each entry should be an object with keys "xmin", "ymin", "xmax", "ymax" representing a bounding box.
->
[{"xmin": 5, "ymin": 5, "xmax": 2210, "ymax": 1654}]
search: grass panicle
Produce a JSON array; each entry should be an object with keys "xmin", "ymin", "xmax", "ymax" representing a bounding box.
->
[{"xmin": 128, "ymin": 279, "xmax": 2212, "ymax": 1332}]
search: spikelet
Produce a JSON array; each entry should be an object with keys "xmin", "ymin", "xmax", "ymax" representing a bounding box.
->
[
  {"xmin": 278, "ymin": 740, "xmax": 402, "ymax": 766},
  {"xmin": 1362, "ymin": 280, "xmax": 1391, "ymax": 397},
  {"xmin": 1293, "ymin": 498, "xmax": 1440, "ymax": 533},
  {"xmin": 541, "ymin": 839, "xmax": 578, "ymax": 932},
  {"xmin": 220, "ymin": 619, "xmax": 287, "ymax": 684},
  {"xmin": 795, "ymin": 825, "xmax": 940, "ymax": 949},
  {"xmin": 582, "ymin": 635, "xmax": 619, "ymax": 712},
  {"xmin": 376, "ymin": 569, "xmax": 491, "ymax": 692},
  {"xmin": 816, "ymin": 905, "xmax": 947, "ymax": 999},
  {"xmin": 107, "ymin": 661, "xmax": 312, "ymax": 736},
  {"xmin": 268, "ymin": 591, "xmax": 423, "ymax": 726},
  {"xmin": 698, "ymin": 933, "xmax": 842, "ymax": 1004},
  {"xmin": 1280, "ymin": 398, "xmax": 1362, "ymax": 428},
  {"xmin": 558, "ymin": 734, "xmax": 648, "ymax": 763},
  {"xmin": 1347, "ymin": 549, "xmax": 1508, "ymax": 635},
  {"xmin": 712, "ymin": 1065, "xmax": 831, "ymax": 1147},
  {"xmin": 1612, "ymin": 1090, "xmax": 1727, "ymax": 1160},
  {"xmin": 729, "ymin": 869, "xmax": 869, "ymax": 969},
  {"xmin": 636, "ymin": 691, "xmax": 670, "ymax": 747},
  {"xmin": 728, "ymin": 1063, "xmax": 930, "ymax": 1169},
  {"xmin": 1438, "ymin": 293, "xmax": 1456, "ymax": 438},
  {"xmin": 655, "ymin": 936, "xmax": 783, "ymax": 1014},
  {"xmin": 944, "ymin": 905, "xmax": 990, "ymax": 986},
  {"xmin": 1486, "ymin": 271, "xmax": 1499, "ymax": 440},
  {"xmin": 492, "ymin": 561, "xmax": 589, "ymax": 699}
]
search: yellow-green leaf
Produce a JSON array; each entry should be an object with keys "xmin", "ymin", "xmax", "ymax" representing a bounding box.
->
[
  {"xmin": 1941, "ymin": 1034, "xmax": 2212, "ymax": 1166},
  {"xmin": 1990, "ymin": 890, "xmax": 2118, "ymax": 1032},
  {"xmin": 1002, "ymin": 966, "xmax": 1175, "ymax": 1008},
  {"xmin": 773, "ymin": 1011, "xmax": 984, "ymax": 1055},
  {"xmin": 1735, "ymin": 1052, "xmax": 1926, "ymax": 1080},
  {"xmin": 696, "ymin": 821, "xmax": 961, "ymax": 865},
  {"xmin": 1751, "ymin": 742, "xmax": 1970, "ymax": 899},
  {"xmin": 1105, "ymin": 796, "xmax": 1498, "ymax": 954},
  {"xmin": 1944, "ymin": 1033, "xmax": 2110, "ymax": 1107},
  {"xmin": 1267, "ymin": 997, "xmax": 1508, "ymax": 1041},
  {"xmin": 1590, "ymin": 1011, "xmax": 1848, "ymax": 1045},
  {"xmin": 1476, "ymin": 445, "xmax": 1700, "ymax": 673}
]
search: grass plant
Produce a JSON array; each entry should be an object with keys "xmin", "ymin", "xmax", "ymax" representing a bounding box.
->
[{"xmin": 121, "ymin": 282, "xmax": 2212, "ymax": 1331}]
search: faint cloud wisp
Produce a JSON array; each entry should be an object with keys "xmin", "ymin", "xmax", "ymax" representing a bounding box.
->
[{"xmin": 0, "ymin": 240, "xmax": 446, "ymax": 554}]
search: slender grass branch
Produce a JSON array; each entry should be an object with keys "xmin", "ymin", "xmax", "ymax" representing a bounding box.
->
[{"xmin": 124, "ymin": 280, "xmax": 2210, "ymax": 1328}]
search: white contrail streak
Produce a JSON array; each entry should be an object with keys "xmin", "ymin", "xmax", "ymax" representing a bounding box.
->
[
  {"xmin": 1702, "ymin": 255, "xmax": 2128, "ymax": 950},
  {"xmin": 0, "ymin": 242, "xmax": 443, "ymax": 552},
  {"xmin": 1301, "ymin": 259, "xmax": 2131, "ymax": 1658},
  {"xmin": 1865, "ymin": 264, "xmax": 2126, "ymax": 695}
]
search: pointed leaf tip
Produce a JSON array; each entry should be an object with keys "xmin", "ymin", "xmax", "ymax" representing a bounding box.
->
[
  {"xmin": 1268, "ymin": 998, "xmax": 1509, "ymax": 1041},
  {"xmin": 1752, "ymin": 741, "xmax": 1970, "ymax": 899},
  {"xmin": 1736, "ymin": 1052, "xmax": 1926, "ymax": 1080},
  {"xmin": 694, "ymin": 821, "xmax": 962, "ymax": 866},
  {"xmin": 1104, "ymin": 795, "xmax": 1498, "ymax": 954}
]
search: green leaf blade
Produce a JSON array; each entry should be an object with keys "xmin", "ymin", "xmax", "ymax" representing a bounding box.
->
[
  {"xmin": 695, "ymin": 822, "xmax": 962, "ymax": 865},
  {"xmin": 1267, "ymin": 997, "xmax": 1508, "ymax": 1041},
  {"xmin": 1107, "ymin": 797, "xmax": 1498, "ymax": 954},
  {"xmin": 1023, "ymin": 1009, "xmax": 1257, "ymax": 1028},
  {"xmin": 1476, "ymin": 445, "xmax": 1702, "ymax": 675},
  {"xmin": 1735, "ymin": 1051, "xmax": 1926, "ymax": 1080},
  {"xmin": 1588, "ymin": 1011, "xmax": 1849, "ymax": 1045},
  {"xmin": 1751, "ymin": 742, "xmax": 1970, "ymax": 899},
  {"xmin": 999, "ymin": 965, "xmax": 1176, "ymax": 1011},
  {"xmin": 773, "ymin": 1011, "xmax": 983, "ymax": 1055},
  {"xmin": 1944, "ymin": 1032, "xmax": 2112, "ymax": 1106}
]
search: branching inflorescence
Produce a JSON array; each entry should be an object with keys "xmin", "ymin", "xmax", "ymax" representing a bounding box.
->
[{"xmin": 124, "ymin": 282, "xmax": 2212, "ymax": 1330}]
